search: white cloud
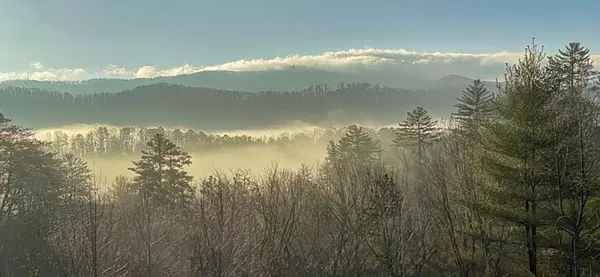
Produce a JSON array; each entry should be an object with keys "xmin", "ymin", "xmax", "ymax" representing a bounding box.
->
[
  {"xmin": 134, "ymin": 64, "xmax": 203, "ymax": 78},
  {"xmin": 30, "ymin": 61, "xmax": 44, "ymax": 70},
  {"xmin": 100, "ymin": 48, "xmax": 549, "ymax": 80},
  {"xmin": 102, "ymin": 64, "xmax": 204, "ymax": 79},
  {"xmin": 100, "ymin": 48, "xmax": 529, "ymax": 80},
  {"xmin": 2, "ymin": 49, "xmax": 600, "ymax": 82},
  {"xmin": 0, "ymin": 65, "xmax": 86, "ymax": 82},
  {"xmin": 201, "ymin": 51, "xmax": 397, "ymax": 72},
  {"xmin": 102, "ymin": 64, "xmax": 133, "ymax": 78}
]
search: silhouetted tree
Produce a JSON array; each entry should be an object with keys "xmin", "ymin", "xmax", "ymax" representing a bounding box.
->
[
  {"xmin": 393, "ymin": 106, "xmax": 439, "ymax": 160},
  {"xmin": 128, "ymin": 133, "xmax": 194, "ymax": 207},
  {"xmin": 326, "ymin": 125, "xmax": 381, "ymax": 169},
  {"xmin": 453, "ymin": 79, "xmax": 494, "ymax": 140}
]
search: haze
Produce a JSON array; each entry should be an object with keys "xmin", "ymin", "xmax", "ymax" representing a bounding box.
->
[
  {"xmin": 33, "ymin": 121, "xmax": 410, "ymax": 182},
  {"xmin": 2, "ymin": 1, "xmax": 600, "ymax": 277}
]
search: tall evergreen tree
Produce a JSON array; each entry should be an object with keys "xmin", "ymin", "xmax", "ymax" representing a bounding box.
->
[
  {"xmin": 60, "ymin": 153, "xmax": 92, "ymax": 204},
  {"xmin": 128, "ymin": 133, "xmax": 194, "ymax": 207},
  {"xmin": 546, "ymin": 42, "xmax": 600, "ymax": 276},
  {"xmin": 325, "ymin": 125, "xmax": 381, "ymax": 169},
  {"xmin": 453, "ymin": 79, "xmax": 494, "ymax": 140},
  {"xmin": 342, "ymin": 125, "xmax": 381, "ymax": 166},
  {"xmin": 478, "ymin": 44, "xmax": 558, "ymax": 276},
  {"xmin": 325, "ymin": 140, "xmax": 340, "ymax": 166},
  {"xmin": 127, "ymin": 133, "xmax": 193, "ymax": 277},
  {"xmin": 393, "ymin": 106, "xmax": 439, "ymax": 159},
  {"xmin": 548, "ymin": 42, "xmax": 596, "ymax": 92}
]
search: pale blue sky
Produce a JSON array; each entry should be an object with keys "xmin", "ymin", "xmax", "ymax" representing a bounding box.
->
[{"xmin": 1, "ymin": 0, "xmax": 599, "ymax": 78}]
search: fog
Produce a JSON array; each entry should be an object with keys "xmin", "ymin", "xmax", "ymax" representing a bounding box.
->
[
  {"xmin": 32, "ymin": 119, "xmax": 452, "ymax": 184},
  {"xmin": 83, "ymin": 143, "xmax": 327, "ymax": 184},
  {"xmin": 34, "ymin": 122, "xmax": 327, "ymax": 140},
  {"xmin": 33, "ymin": 123, "xmax": 340, "ymax": 184},
  {"xmin": 32, "ymin": 119, "xmax": 408, "ymax": 139}
]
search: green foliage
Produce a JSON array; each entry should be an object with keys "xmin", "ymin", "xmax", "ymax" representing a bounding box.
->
[
  {"xmin": 59, "ymin": 153, "xmax": 92, "ymax": 203},
  {"xmin": 325, "ymin": 125, "xmax": 381, "ymax": 169},
  {"xmin": 0, "ymin": 113, "xmax": 95, "ymax": 276},
  {"xmin": 452, "ymin": 79, "xmax": 494, "ymax": 140},
  {"xmin": 547, "ymin": 42, "xmax": 596, "ymax": 90},
  {"xmin": 476, "ymin": 42, "xmax": 600, "ymax": 276},
  {"xmin": 393, "ymin": 106, "xmax": 439, "ymax": 158},
  {"xmin": 544, "ymin": 42, "xmax": 600, "ymax": 277},
  {"xmin": 128, "ymin": 133, "xmax": 194, "ymax": 207}
]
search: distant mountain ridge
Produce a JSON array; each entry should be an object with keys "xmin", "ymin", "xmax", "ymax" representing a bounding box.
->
[
  {"xmin": 0, "ymin": 82, "xmax": 465, "ymax": 130},
  {"xmin": 433, "ymin": 74, "xmax": 499, "ymax": 90},
  {"xmin": 0, "ymin": 67, "xmax": 499, "ymax": 94}
]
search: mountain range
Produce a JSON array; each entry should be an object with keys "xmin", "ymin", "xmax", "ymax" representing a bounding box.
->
[{"xmin": 0, "ymin": 67, "xmax": 499, "ymax": 94}]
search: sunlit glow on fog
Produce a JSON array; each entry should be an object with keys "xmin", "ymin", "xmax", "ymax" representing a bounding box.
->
[{"xmin": 31, "ymin": 117, "xmax": 451, "ymax": 184}]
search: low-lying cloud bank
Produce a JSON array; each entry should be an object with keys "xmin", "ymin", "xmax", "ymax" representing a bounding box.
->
[
  {"xmin": 0, "ymin": 62, "xmax": 86, "ymax": 81},
  {"xmin": 3, "ymin": 48, "xmax": 599, "ymax": 82},
  {"xmin": 84, "ymin": 145, "xmax": 327, "ymax": 184}
]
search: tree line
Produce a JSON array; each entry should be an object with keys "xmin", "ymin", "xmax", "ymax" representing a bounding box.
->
[
  {"xmin": 0, "ymin": 81, "xmax": 459, "ymax": 130},
  {"xmin": 1, "ymin": 42, "xmax": 600, "ymax": 277},
  {"xmin": 40, "ymin": 124, "xmax": 402, "ymax": 157}
]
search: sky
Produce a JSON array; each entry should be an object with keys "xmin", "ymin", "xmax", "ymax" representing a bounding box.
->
[{"xmin": 1, "ymin": 0, "xmax": 600, "ymax": 81}]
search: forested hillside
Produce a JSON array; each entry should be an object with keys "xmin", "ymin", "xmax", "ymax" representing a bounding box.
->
[
  {"xmin": 1, "ymin": 42, "xmax": 600, "ymax": 277},
  {"xmin": 0, "ymin": 82, "xmax": 461, "ymax": 129},
  {"xmin": 0, "ymin": 67, "xmax": 497, "ymax": 94}
]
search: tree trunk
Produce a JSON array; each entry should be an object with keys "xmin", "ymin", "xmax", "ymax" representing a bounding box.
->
[{"xmin": 525, "ymin": 199, "xmax": 537, "ymax": 276}]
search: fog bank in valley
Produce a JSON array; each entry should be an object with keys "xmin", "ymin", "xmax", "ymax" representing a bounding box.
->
[
  {"xmin": 34, "ymin": 123, "xmax": 354, "ymax": 184},
  {"xmin": 34, "ymin": 119, "xmax": 453, "ymax": 185},
  {"xmin": 83, "ymin": 143, "xmax": 327, "ymax": 184}
]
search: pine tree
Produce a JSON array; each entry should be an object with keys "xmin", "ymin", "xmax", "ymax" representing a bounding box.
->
[
  {"xmin": 546, "ymin": 42, "xmax": 600, "ymax": 276},
  {"xmin": 325, "ymin": 125, "xmax": 381, "ymax": 169},
  {"xmin": 548, "ymin": 42, "xmax": 596, "ymax": 92},
  {"xmin": 325, "ymin": 140, "xmax": 340, "ymax": 165},
  {"xmin": 127, "ymin": 133, "xmax": 193, "ymax": 277},
  {"xmin": 393, "ymin": 106, "xmax": 439, "ymax": 159},
  {"xmin": 128, "ymin": 133, "xmax": 194, "ymax": 207},
  {"xmin": 342, "ymin": 125, "xmax": 381, "ymax": 166},
  {"xmin": 60, "ymin": 153, "xmax": 92, "ymax": 204},
  {"xmin": 478, "ymin": 43, "xmax": 558, "ymax": 276},
  {"xmin": 453, "ymin": 79, "xmax": 494, "ymax": 140}
]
